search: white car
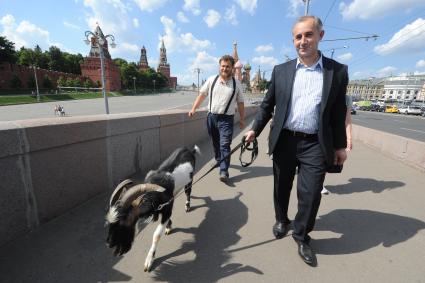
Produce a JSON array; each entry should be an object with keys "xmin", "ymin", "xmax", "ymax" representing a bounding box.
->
[{"xmin": 398, "ymin": 105, "xmax": 422, "ymax": 115}]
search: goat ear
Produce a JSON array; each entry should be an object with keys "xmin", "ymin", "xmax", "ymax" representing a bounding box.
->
[{"xmin": 109, "ymin": 179, "xmax": 134, "ymax": 206}]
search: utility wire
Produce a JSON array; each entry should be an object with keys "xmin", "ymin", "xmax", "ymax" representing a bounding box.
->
[
  {"xmin": 323, "ymin": 0, "xmax": 338, "ymax": 24},
  {"xmin": 349, "ymin": 20, "xmax": 425, "ymax": 68}
]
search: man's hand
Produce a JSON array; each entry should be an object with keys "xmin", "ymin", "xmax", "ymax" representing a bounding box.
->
[
  {"xmin": 334, "ymin": 148, "xmax": 347, "ymax": 165},
  {"xmin": 239, "ymin": 120, "xmax": 245, "ymax": 129},
  {"xmin": 245, "ymin": 130, "xmax": 256, "ymax": 143},
  {"xmin": 188, "ymin": 110, "xmax": 195, "ymax": 117},
  {"xmin": 346, "ymin": 139, "xmax": 352, "ymax": 151}
]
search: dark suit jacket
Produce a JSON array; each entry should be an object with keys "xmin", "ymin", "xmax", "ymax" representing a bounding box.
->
[{"xmin": 251, "ymin": 56, "xmax": 348, "ymax": 167}]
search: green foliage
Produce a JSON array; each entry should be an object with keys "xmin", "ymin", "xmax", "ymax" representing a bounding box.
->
[
  {"xmin": 0, "ymin": 36, "xmax": 17, "ymax": 63},
  {"xmin": 83, "ymin": 78, "xmax": 94, "ymax": 88},
  {"xmin": 57, "ymin": 76, "xmax": 66, "ymax": 87}
]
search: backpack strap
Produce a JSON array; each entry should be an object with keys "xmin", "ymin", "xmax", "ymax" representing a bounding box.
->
[
  {"xmin": 209, "ymin": 75, "xmax": 219, "ymax": 112},
  {"xmin": 223, "ymin": 77, "xmax": 237, "ymax": 115}
]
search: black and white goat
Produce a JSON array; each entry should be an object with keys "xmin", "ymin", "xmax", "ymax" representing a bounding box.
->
[{"xmin": 105, "ymin": 145, "xmax": 200, "ymax": 272}]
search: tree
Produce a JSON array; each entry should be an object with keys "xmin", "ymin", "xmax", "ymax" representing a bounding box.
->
[
  {"xmin": 16, "ymin": 47, "xmax": 35, "ymax": 66},
  {"xmin": 57, "ymin": 76, "xmax": 66, "ymax": 87},
  {"xmin": 0, "ymin": 36, "xmax": 17, "ymax": 64},
  {"xmin": 48, "ymin": 46, "xmax": 65, "ymax": 72},
  {"xmin": 120, "ymin": 63, "xmax": 139, "ymax": 89}
]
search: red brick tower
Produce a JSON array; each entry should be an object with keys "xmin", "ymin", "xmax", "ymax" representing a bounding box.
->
[
  {"xmin": 157, "ymin": 39, "xmax": 177, "ymax": 88},
  {"xmin": 138, "ymin": 46, "xmax": 149, "ymax": 71},
  {"xmin": 80, "ymin": 25, "xmax": 121, "ymax": 91}
]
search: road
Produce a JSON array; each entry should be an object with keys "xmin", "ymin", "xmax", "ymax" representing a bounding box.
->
[
  {"xmin": 0, "ymin": 91, "xmax": 264, "ymax": 122},
  {"xmin": 0, "ymin": 91, "xmax": 200, "ymax": 121},
  {"xmin": 353, "ymin": 110, "xmax": 425, "ymax": 142},
  {"xmin": 1, "ymin": 94, "xmax": 424, "ymax": 142}
]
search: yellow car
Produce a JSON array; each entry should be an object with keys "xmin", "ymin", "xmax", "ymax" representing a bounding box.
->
[{"xmin": 385, "ymin": 105, "xmax": 398, "ymax": 113}]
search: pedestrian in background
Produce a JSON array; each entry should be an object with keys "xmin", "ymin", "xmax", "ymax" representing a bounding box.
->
[
  {"xmin": 245, "ymin": 15, "xmax": 348, "ymax": 266},
  {"xmin": 188, "ymin": 55, "xmax": 245, "ymax": 182}
]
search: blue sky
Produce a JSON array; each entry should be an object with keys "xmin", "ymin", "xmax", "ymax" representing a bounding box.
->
[{"xmin": 1, "ymin": 0, "xmax": 425, "ymax": 85}]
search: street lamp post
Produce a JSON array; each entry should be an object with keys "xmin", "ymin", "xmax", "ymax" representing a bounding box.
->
[
  {"xmin": 153, "ymin": 79, "xmax": 156, "ymax": 93},
  {"xmin": 32, "ymin": 65, "xmax": 40, "ymax": 102},
  {"xmin": 194, "ymin": 68, "xmax": 202, "ymax": 95},
  {"xmin": 84, "ymin": 29, "xmax": 116, "ymax": 114},
  {"xmin": 132, "ymin": 76, "xmax": 136, "ymax": 94}
]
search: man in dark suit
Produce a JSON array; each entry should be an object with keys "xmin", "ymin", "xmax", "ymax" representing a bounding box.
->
[{"xmin": 245, "ymin": 15, "xmax": 348, "ymax": 266}]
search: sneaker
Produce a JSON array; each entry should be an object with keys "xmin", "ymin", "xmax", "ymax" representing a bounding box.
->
[
  {"xmin": 321, "ymin": 187, "xmax": 330, "ymax": 195},
  {"xmin": 219, "ymin": 172, "xmax": 229, "ymax": 182}
]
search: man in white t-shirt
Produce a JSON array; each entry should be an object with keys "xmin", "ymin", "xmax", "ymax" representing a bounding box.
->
[{"xmin": 188, "ymin": 55, "xmax": 245, "ymax": 182}]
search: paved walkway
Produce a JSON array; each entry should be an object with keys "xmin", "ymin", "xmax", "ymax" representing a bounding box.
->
[{"xmin": 1, "ymin": 125, "xmax": 424, "ymax": 283}]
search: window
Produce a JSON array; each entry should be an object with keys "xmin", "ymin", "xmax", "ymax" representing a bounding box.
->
[
  {"xmin": 407, "ymin": 90, "xmax": 411, "ymax": 94},
  {"xmin": 398, "ymin": 90, "xmax": 401, "ymax": 94},
  {"xmin": 390, "ymin": 90, "xmax": 393, "ymax": 94}
]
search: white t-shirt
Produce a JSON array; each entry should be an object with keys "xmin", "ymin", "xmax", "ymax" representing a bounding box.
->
[{"xmin": 200, "ymin": 75, "xmax": 244, "ymax": 115}]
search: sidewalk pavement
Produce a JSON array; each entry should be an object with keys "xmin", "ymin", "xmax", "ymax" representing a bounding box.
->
[{"xmin": 0, "ymin": 123, "xmax": 424, "ymax": 283}]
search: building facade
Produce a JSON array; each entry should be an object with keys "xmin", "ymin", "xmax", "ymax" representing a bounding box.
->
[
  {"xmin": 138, "ymin": 46, "xmax": 149, "ymax": 71},
  {"xmin": 347, "ymin": 75, "xmax": 425, "ymax": 102},
  {"xmin": 157, "ymin": 39, "xmax": 177, "ymax": 89},
  {"xmin": 80, "ymin": 25, "xmax": 121, "ymax": 91}
]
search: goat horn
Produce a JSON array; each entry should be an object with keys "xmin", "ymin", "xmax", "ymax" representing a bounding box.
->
[
  {"xmin": 109, "ymin": 179, "xmax": 134, "ymax": 206},
  {"xmin": 120, "ymin": 183, "xmax": 166, "ymax": 211}
]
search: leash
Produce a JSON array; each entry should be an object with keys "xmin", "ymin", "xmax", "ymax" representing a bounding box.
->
[{"xmin": 156, "ymin": 136, "xmax": 258, "ymax": 211}]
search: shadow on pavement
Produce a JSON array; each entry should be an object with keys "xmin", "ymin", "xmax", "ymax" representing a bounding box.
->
[
  {"xmin": 0, "ymin": 194, "xmax": 133, "ymax": 283},
  {"xmin": 325, "ymin": 178, "xmax": 405, "ymax": 194},
  {"xmin": 151, "ymin": 193, "xmax": 263, "ymax": 282},
  {"xmin": 313, "ymin": 209, "xmax": 425, "ymax": 255}
]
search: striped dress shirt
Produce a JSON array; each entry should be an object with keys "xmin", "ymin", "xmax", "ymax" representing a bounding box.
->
[{"xmin": 284, "ymin": 55, "xmax": 324, "ymax": 134}]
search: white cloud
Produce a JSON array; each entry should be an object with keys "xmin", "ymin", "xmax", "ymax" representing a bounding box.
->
[
  {"xmin": 374, "ymin": 18, "xmax": 425, "ymax": 55},
  {"xmin": 63, "ymin": 21, "xmax": 81, "ymax": 30},
  {"xmin": 203, "ymin": 10, "xmax": 221, "ymax": 28},
  {"xmin": 177, "ymin": 11, "xmax": 190, "ymax": 23},
  {"xmin": 189, "ymin": 51, "xmax": 219, "ymax": 72},
  {"xmin": 416, "ymin": 59, "xmax": 425, "ymax": 68},
  {"xmin": 337, "ymin": 52, "xmax": 353, "ymax": 62},
  {"xmin": 83, "ymin": 0, "xmax": 130, "ymax": 35},
  {"xmin": 133, "ymin": 18, "xmax": 139, "ymax": 28},
  {"xmin": 159, "ymin": 16, "xmax": 211, "ymax": 53},
  {"xmin": 120, "ymin": 42, "xmax": 139, "ymax": 52},
  {"xmin": 133, "ymin": 0, "xmax": 168, "ymax": 12},
  {"xmin": 183, "ymin": 0, "xmax": 201, "ymax": 16},
  {"xmin": 1, "ymin": 14, "xmax": 51, "ymax": 50},
  {"xmin": 255, "ymin": 44, "xmax": 274, "ymax": 53},
  {"xmin": 225, "ymin": 5, "xmax": 238, "ymax": 25},
  {"xmin": 252, "ymin": 56, "xmax": 279, "ymax": 66},
  {"xmin": 287, "ymin": 0, "xmax": 303, "ymax": 18},
  {"xmin": 234, "ymin": 0, "xmax": 258, "ymax": 15},
  {"xmin": 339, "ymin": 0, "xmax": 425, "ymax": 20},
  {"xmin": 377, "ymin": 66, "xmax": 397, "ymax": 77}
]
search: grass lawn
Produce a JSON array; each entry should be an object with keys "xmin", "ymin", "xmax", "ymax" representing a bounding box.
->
[{"xmin": 0, "ymin": 92, "xmax": 123, "ymax": 106}]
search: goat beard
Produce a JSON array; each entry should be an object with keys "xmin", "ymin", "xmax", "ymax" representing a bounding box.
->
[{"xmin": 107, "ymin": 223, "xmax": 136, "ymax": 257}]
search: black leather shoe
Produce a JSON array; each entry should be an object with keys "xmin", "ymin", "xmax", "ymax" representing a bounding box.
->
[
  {"xmin": 296, "ymin": 241, "xmax": 317, "ymax": 266},
  {"xmin": 272, "ymin": 221, "xmax": 290, "ymax": 239}
]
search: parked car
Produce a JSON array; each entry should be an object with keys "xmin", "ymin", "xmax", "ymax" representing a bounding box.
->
[
  {"xmin": 398, "ymin": 105, "xmax": 422, "ymax": 115},
  {"xmin": 385, "ymin": 105, "xmax": 398, "ymax": 113},
  {"xmin": 350, "ymin": 106, "xmax": 356, "ymax": 115},
  {"xmin": 370, "ymin": 104, "xmax": 380, "ymax": 111},
  {"xmin": 378, "ymin": 105, "xmax": 386, "ymax": 112}
]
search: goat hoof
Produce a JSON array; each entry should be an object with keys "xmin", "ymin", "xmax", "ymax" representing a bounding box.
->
[
  {"xmin": 185, "ymin": 203, "xmax": 191, "ymax": 212},
  {"xmin": 165, "ymin": 228, "xmax": 171, "ymax": 235}
]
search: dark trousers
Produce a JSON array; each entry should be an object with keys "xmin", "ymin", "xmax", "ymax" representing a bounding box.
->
[
  {"xmin": 207, "ymin": 113, "xmax": 234, "ymax": 174},
  {"xmin": 272, "ymin": 130, "xmax": 327, "ymax": 243}
]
